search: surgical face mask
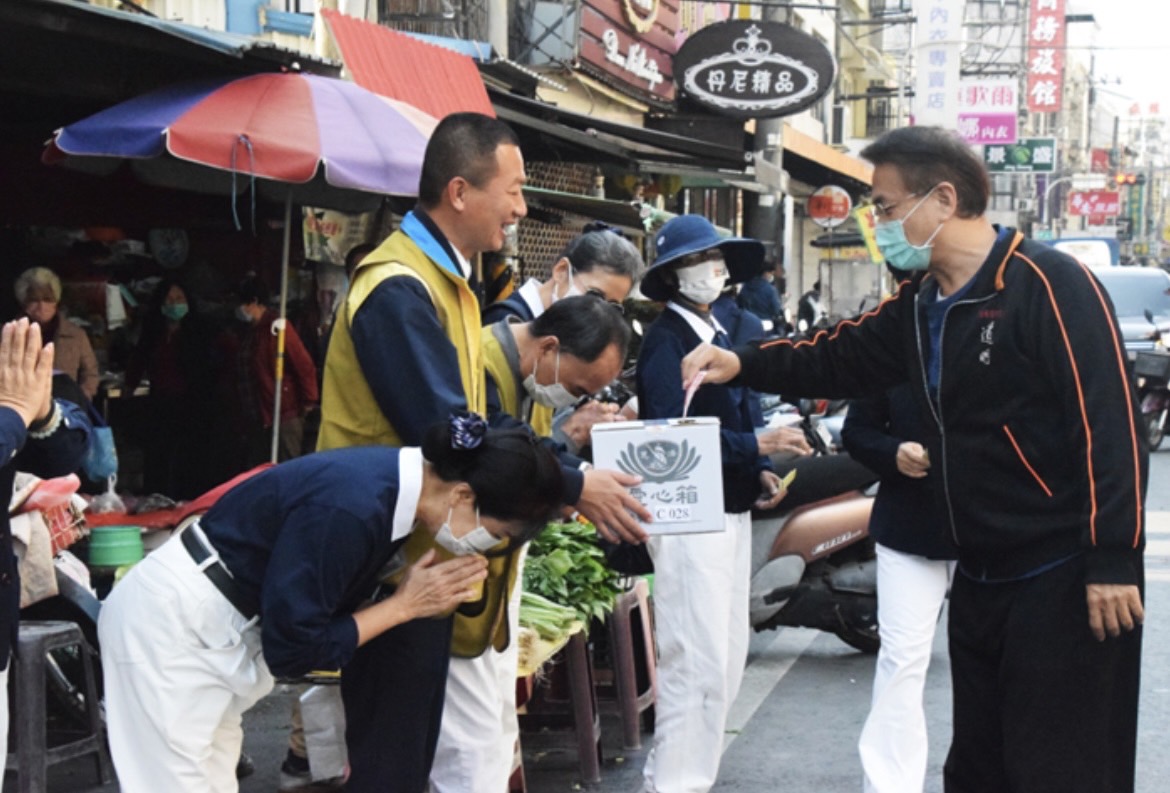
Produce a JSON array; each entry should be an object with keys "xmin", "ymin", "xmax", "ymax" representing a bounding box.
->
[
  {"xmin": 434, "ymin": 507, "xmax": 501, "ymax": 556},
  {"xmin": 161, "ymin": 303, "xmax": 189, "ymax": 321},
  {"xmin": 675, "ymin": 256, "xmax": 728, "ymax": 305},
  {"xmin": 874, "ymin": 188, "xmax": 943, "ymax": 272},
  {"xmin": 235, "ymin": 306, "xmax": 253, "ymax": 323},
  {"xmin": 523, "ymin": 349, "xmax": 578, "ymax": 409},
  {"xmin": 552, "ymin": 264, "xmax": 583, "ymax": 302}
]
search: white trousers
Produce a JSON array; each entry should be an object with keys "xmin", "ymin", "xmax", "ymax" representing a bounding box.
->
[
  {"xmin": 430, "ymin": 549, "xmax": 526, "ymax": 793},
  {"xmin": 98, "ymin": 532, "xmax": 274, "ymax": 793},
  {"xmin": 643, "ymin": 511, "xmax": 751, "ymax": 793},
  {"xmin": 859, "ymin": 543, "xmax": 953, "ymax": 793}
]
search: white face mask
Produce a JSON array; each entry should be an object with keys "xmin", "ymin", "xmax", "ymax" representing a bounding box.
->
[
  {"xmin": 552, "ymin": 263, "xmax": 583, "ymax": 302},
  {"xmin": 522, "ymin": 349, "xmax": 578, "ymax": 409},
  {"xmin": 434, "ymin": 506, "xmax": 501, "ymax": 556},
  {"xmin": 235, "ymin": 306, "xmax": 253, "ymax": 323},
  {"xmin": 675, "ymin": 256, "xmax": 728, "ymax": 305}
]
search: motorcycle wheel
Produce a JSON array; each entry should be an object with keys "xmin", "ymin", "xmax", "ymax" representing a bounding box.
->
[
  {"xmin": 832, "ymin": 599, "xmax": 880, "ymax": 655},
  {"xmin": 1148, "ymin": 413, "xmax": 1164, "ymax": 451},
  {"xmin": 834, "ymin": 622, "xmax": 881, "ymax": 655}
]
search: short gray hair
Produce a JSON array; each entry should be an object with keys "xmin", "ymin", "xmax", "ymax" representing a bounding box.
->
[
  {"xmin": 561, "ymin": 226, "xmax": 645, "ymax": 282},
  {"xmin": 15, "ymin": 267, "xmax": 62, "ymax": 304}
]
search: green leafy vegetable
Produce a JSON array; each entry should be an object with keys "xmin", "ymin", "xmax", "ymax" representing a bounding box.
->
[{"xmin": 523, "ymin": 519, "xmax": 624, "ymax": 624}]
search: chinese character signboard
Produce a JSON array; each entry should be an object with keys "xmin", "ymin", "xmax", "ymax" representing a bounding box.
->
[
  {"xmin": 957, "ymin": 79, "xmax": 1018, "ymax": 144},
  {"xmin": 983, "ymin": 138, "xmax": 1057, "ymax": 172},
  {"xmin": 592, "ymin": 419, "xmax": 725, "ymax": 534},
  {"xmin": 1090, "ymin": 147, "xmax": 1112, "ymax": 173},
  {"xmin": 808, "ymin": 185, "xmax": 853, "ymax": 229},
  {"xmin": 912, "ymin": 0, "xmax": 964, "ymax": 128},
  {"xmin": 672, "ymin": 20, "xmax": 836, "ymax": 119},
  {"xmin": 1067, "ymin": 190, "xmax": 1121, "ymax": 217},
  {"xmin": 579, "ymin": 0, "xmax": 680, "ymax": 106},
  {"xmin": 1026, "ymin": 0, "xmax": 1065, "ymax": 113}
]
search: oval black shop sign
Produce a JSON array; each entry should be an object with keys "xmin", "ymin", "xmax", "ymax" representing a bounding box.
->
[{"xmin": 674, "ymin": 20, "xmax": 836, "ymax": 119}]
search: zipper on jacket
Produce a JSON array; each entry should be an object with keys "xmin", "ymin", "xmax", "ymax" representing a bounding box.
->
[{"xmin": 914, "ymin": 289, "xmax": 997, "ymax": 547}]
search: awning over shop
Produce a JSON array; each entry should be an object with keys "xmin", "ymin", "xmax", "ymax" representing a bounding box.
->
[
  {"xmin": 490, "ymin": 89, "xmax": 753, "ymax": 179},
  {"xmin": 782, "ymin": 123, "xmax": 872, "ymax": 195},
  {"xmin": 321, "ymin": 9, "xmax": 494, "ymax": 118},
  {"xmin": 523, "ymin": 187, "xmax": 652, "ymax": 233}
]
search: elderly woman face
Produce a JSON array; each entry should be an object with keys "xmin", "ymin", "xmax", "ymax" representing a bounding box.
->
[{"xmin": 23, "ymin": 284, "xmax": 59, "ymax": 325}]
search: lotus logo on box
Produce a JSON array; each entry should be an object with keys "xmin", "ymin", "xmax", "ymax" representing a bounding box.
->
[{"xmin": 617, "ymin": 440, "xmax": 701, "ymax": 484}]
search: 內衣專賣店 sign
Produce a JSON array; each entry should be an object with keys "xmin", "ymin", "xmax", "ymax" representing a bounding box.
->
[{"xmin": 674, "ymin": 21, "xmax": 835, "ymax": 119}]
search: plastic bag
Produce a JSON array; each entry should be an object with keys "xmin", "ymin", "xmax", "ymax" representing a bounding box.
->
[
  {"xmin": 89, "ymin": 474, "xmax": 126, "ymax": 514},
  {"xmin": 301, "ymin": 685, "xmax": 348, "ymax": 781},
  {"xmin": 82, "ymin": 402, "xmax": 118, "ymax": 481}
]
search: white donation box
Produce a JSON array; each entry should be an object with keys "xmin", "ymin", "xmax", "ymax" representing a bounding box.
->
[{"xmin": 591, "ymin": 417, "xmax": 724, "ymax": 535}]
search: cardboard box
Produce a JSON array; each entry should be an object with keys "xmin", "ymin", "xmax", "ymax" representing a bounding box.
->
[{"xmin": 590, "ymin": 418, "xmax": 725, "ymax": 535}]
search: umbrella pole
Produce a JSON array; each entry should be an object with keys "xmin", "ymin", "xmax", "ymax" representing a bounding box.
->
[{"xmin": 271, "ymin": 194, "xmax": 292, "ymax": 464}]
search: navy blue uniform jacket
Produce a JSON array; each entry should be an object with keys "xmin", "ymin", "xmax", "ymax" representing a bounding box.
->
[
  {"xmin": 841, "ymin": 385, "xmax": 956, "ymax": 560},
  {"xmin": 200, "ymin": 446, "xmax": 414, "ymax": 678},
  {"xmin": 637, "ymin": 307, "xmax": 771, "ymax": 514}
]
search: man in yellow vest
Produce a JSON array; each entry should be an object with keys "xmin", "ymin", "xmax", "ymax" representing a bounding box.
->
[
  {"xmin": 432, "ymin": 294, "xmax": 630, "ymax": 793},
  {"xmin": 316, "ymin": 112, "xmax": 649, "ymax": 793},
  {"xmin": 315, "ymin": 112, "xmax": 525, "ymax": 793}
]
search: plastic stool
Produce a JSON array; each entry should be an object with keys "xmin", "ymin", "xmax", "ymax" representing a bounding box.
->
[
  {"xmin": 5, "ymin": 620, "xmax": 111, "ymax": 793},
  {"xmin": 606, "ymin": 578, "xmax": 657, "ymax": 749},
  {"xmin": 517, "ymin": 632, "xmax": 602, "ymax": 784}
]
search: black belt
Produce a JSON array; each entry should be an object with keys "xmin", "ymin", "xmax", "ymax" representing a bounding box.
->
[{"xmin": 180, "ymin": 528, "xmax": 260, "ymax": 620}]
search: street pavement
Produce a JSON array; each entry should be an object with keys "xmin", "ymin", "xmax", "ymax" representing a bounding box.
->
[{"xmin": 12, "ymin": 449, "xmax": 1169, "ymax": 792}]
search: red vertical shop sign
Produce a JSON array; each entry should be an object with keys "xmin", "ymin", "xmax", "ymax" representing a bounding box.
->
[{"xmin": 1026, "ymin": 0, "xmax": 1065, "ymax": 113}]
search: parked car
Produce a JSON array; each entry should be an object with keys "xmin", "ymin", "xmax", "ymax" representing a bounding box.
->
[{"xmin": 1093, "ymin": 267, "xmax": 1170, "ymax": 357}]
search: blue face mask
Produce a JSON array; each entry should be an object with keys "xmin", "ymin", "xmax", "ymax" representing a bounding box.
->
[
  {"xmin": 161, "ymin": 303, "xmax": 189, "ymax": 322},
  {"xmin": 874, "ymin": 188, "xmax": 943, "ymax": 272}
]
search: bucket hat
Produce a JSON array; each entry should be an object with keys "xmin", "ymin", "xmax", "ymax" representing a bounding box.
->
[{"xmin": 640, "ymin": 214, "xmax": 765, "ymax": 302}]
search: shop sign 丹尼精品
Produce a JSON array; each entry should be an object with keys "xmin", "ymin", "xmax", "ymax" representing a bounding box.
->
[
  {"xmin": 673, "ymin": 21, "xmax": 835, "ymax": 119},
  {"xmin": 983, "ymin": 138, "xmax": 1056, "ymax": 173}
]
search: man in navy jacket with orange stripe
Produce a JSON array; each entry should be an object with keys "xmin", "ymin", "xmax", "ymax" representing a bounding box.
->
[{"xmin": 683, "ymin": 126, "xmax": 1147, "ymax": 793}]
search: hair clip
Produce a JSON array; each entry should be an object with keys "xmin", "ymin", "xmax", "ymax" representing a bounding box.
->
[{"xmin": 450, "ymin": 411, "xmax": 487, "ymax": 450}]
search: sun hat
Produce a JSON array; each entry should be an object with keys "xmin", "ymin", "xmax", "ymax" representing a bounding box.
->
[{"xmin": 639, "ymin": 214, "xmax": 765, "ymax": 302}]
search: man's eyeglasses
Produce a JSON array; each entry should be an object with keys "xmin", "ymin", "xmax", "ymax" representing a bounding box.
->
[{"xmin": 867, "ymin": 194, "xmax": 918, "ymax": 221}]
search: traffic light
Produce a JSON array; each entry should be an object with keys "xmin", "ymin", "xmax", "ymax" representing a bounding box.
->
[{"xmin": 1114, "ymin": 173, "xmax": 1147, "ymax": 185}]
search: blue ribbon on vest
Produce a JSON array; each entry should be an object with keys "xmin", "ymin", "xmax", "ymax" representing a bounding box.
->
[{"xmin": 401, "ymin": 211, "xmax": 465, "ymax": 280}]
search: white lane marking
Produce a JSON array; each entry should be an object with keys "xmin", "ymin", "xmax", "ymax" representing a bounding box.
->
[
  {"xmin": 723, "ymin": 627, "xmax": 819, "ymax": 754},
  {"xmin": 1147, "ymin": 511, "xmax": 1170, "ymax": 582}
]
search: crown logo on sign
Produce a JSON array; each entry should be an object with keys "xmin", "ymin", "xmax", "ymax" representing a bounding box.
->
[{"xmin": 732, "ymin": 25, "xmax": 772, "ymax": 65}]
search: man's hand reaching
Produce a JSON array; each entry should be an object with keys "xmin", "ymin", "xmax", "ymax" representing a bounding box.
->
[{"xmin": 575, "ymin": 469, "xmax": 651, "ymax": 545}]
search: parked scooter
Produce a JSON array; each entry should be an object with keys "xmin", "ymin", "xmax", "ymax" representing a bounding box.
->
[
  {"xmin": 749, "ymin": 408, "xmax": 881, "ymax": 653},
  {"xmin": 1136, "ymin": 309, "xmax": 1169, "ymax": 451}
]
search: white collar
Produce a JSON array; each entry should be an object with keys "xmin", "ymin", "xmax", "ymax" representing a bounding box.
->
[
  {"xmin": 518, "ymin": 278, "xmax": 546, "ymax": 319},
  {"xmin": 452, "ymin": 248, "xmax": 473, "ymax": 280},
  {"xmin": 666, "ymin": 301, "xmax": 727, "ymax": 343},
  {"xmin": 392, "ymin": 447, "xmax": 424, "ymax": 542}
]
